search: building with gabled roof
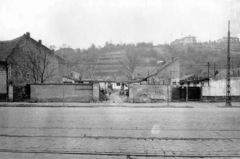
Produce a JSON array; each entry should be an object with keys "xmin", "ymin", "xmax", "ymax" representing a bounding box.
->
[{"xmin": 0, "ymin": 32, "xmax": 65, "ymax": 101}]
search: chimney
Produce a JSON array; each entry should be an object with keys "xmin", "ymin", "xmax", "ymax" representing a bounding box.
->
[
  {"xmin": 26, "ymin": 32, "xmax": 30, "ymax": 37},
  {"xmin": 38, "ymin": 40, "xmax": 42, "ymax": 45}
]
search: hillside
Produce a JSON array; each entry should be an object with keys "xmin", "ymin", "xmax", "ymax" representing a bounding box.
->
[{"xmin": 54, "ymin": 42, "xmax": 240, "ymax": 78}]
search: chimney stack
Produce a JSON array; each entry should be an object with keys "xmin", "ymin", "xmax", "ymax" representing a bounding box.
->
[
  {"xmin": 38, "ymin": 40, "xmax": 42, "ymax": 45},
  {"xmin": 26, "ymin": 32, "xmax": 30, "ymax": 37}
]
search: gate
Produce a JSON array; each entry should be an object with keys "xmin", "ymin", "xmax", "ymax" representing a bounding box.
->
[
  {"xmin": 13, "ymin": 85, "xmax": 30, "ymax": 102},
  {"xmin": 171, "ymin": 87, "xmax": 180, "ymax": 101},
  {"xmin": 188, "ymin": 87, "xmax": 201, "ymax": 101},
  {"xmin": 176, "ymin": 87, "xmax": 201, "ymax": 101}
]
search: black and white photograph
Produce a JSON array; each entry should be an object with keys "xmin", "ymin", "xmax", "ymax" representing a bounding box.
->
[{"xmin": 0, "ymin": 0, "xmax": 240, "ymax": 158}]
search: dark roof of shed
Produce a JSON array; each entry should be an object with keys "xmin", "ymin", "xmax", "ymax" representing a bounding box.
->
[{"xmin": 180, "ymin": 74, "xmax": 195, "ymax": 80}]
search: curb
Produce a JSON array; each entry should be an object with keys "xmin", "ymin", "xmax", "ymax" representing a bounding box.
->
[{"xmin": 0, "ymin": 104, "xmax": 193, "ymax": 108}]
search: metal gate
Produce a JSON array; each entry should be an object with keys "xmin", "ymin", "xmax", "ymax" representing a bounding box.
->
[{"xmin": 172, "ymin": 87, "xmax": 201, "ymax": 101}]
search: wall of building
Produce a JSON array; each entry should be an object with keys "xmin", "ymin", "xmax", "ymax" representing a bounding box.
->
[
  {"xmin": 0, "ymin": 63, "xmax": 7, "ymax": 94},
  {"xmin": 7, "ymin": 36, "xmax": 63, "ymax": 86},
  {"xmin": 202, "ymin": 77, "xmax": 240, "ymax": 101},
  {"xmin": 30, "ymin": 83, "xmax": 97, "ymax": 102},
  {"xmin": 202, "ymin": 78, "xmax": 240, "ymax": 96},
  {"xmin": 155, "ymin": 58, "xmax": 180, "ymax": 84},
  {"xmin": 129, "ymin": 84, "xmax": 171, "ymax": 103},
  {"xmin": 0, "ymin": 63, "xmax": 7, "ymax": 101},
  {"xmin": 112, "ymin": 82, "xmax": 121, "ymax": 89}
]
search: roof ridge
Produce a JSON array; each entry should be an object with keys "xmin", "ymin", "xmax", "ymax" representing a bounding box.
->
[{"xmin": 0, "ymin": 35, "xmax": 24, "ymax": 43}]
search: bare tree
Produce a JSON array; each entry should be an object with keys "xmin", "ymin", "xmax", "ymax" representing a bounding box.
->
[
  {"xmin": 21, "ymin": 41, "xmax": 58, "ymax": 83},
  {"xmin": 75, "ymin": 62, "xmax": 96, "ymax": 81},
  {"xmin": 61, "ymin": 61, "xmax": 96, "ymax": 82},
  {"xmin": 118, "ymin": 51, "xmax": 142, "ymax": 80}
]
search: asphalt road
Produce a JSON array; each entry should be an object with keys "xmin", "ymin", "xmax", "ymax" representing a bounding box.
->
[{"xmin": 0, "ymin": 107, "xmax": 240, "ymax": 159}]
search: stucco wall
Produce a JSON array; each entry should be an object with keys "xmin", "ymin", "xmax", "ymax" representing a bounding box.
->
[
  {"xmin": 202, "ymin": 77, "xmax": 240, "ymax": 96},
  {"xmin": 30, "ymin": 84, "xmax": 95, "ymax": 102},
  {"xmin": 129, "ymin": 84, "xmax": 171, "ymax": 103},
  {"xmin": 0, "ymin": 70, "xmax": 7, "ymax": 93}
]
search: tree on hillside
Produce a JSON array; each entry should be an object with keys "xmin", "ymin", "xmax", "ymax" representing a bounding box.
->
[{"xmin": 118, "ymin": 51, "xmax": 142, "ymax": 80}]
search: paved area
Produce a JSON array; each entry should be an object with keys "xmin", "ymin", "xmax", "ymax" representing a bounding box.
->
[
  {"xmin": 0, "ymin": 107, "xmax": 240, "ymax": 158},
  {"xmin": 107, "ymin": 91, "xmax": 125, "ymax": 103}
]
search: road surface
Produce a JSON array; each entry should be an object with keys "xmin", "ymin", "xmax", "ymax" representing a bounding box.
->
[{"xmin": 0, "ymin": 107, "xmax": 240, "ymax": 158}]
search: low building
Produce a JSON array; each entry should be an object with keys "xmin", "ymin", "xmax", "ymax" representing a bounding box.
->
[{"xmin": 176, "ymin": 74, "xmax": 209, "ymax": 101}]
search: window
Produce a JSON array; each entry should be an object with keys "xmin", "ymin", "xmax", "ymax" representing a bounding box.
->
[
  {"xmin": 26, "ymin": 73, "xmax": 30, "ymax": 80},
  {"xmin": 116, "ymin": 83, "xmax": 120, "ymax": 86}
]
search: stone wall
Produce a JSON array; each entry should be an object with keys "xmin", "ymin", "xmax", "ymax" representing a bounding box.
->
[
  {"xmin": 30, "ymin": 83, "xmax": 97, "ymax": 102},
  {"xmin": 129, "ymin": 84, "xmax": 171, "ymax": 103}
]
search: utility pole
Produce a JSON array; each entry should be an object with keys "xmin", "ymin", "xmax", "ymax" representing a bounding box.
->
[
  {"xmin": 213, "ymin": 62, "xmax": 216, "ymax": 77},
  {"xmin": 207, "ymin": 62, "xmax": 210, "ymax": 86},
  {"xmin": 226, "ymin": 21, "xmax": 232, "ymax": 106},
  {"xmin": 207, "ymin": 62, "xmax": 210, "ymax": 78},
  {"xmin": 186, "ymin": 83, "xmax": 188, "ymax": 103}
]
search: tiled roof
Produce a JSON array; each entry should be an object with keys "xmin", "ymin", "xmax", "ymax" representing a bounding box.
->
[
  {"xmin": 0, "ymin": 36, "xmax": 24, "ymax": 61},
  {"xmin": 0, "ymin": 33, "xmax": 64, "ymax": 63}
]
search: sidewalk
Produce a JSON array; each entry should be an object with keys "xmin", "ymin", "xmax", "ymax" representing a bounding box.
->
[{"xmin": 0, "ymin": 101, "xmax": 240, "ymax": 108}]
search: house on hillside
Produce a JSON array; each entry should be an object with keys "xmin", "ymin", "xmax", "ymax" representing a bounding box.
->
[
  {"xmin": 0, "ymin": 32, "xmax": 65, "ymax": 101},
  {"xmin": 217, "ymin": 37, "xmax": 239, "ymax": 43},
  {"xmin": 171, "ymin": 35, "xmax": 196, "ymax": 45}
]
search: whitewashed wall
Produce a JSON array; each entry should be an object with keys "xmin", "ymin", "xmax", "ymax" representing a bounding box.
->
[{"xmin": 202, "ymin": 77, "xmax": 240, "ymax": 96}]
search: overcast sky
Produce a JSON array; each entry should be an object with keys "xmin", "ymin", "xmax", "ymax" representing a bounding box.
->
[{"xmin": 0, "ymin": 0, "xmax": 240, "ymax": 49}]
